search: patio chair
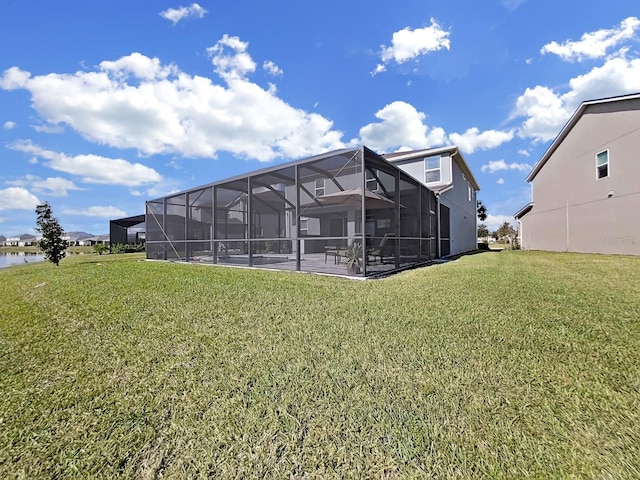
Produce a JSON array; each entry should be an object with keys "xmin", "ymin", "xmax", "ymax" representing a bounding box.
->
[{"xmin": 367, "ymin": 233, "xmax": 393, "ymax": 264}]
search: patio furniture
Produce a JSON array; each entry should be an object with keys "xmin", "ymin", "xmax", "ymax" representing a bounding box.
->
[
  {"xmin": 324, "ymin": 245, "xmax": 343, "ymax": 264},
  {"xmin": 367, "ymin": 234, "xmax": 393, "ymax": 264}
]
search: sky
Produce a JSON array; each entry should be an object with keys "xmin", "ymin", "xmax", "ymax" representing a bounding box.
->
[{"xmin": 1, "ymin": 0, "xmax": 639, "ymax": 236}]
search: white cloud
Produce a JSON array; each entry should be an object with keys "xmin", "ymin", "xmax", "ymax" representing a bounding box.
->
[
  {"xmin": 207, "ymin": 34, "xmax": 256, "ymax": 80},
  {"xmin": 496, "ymin": 178, "xmax": 505, "ymax": 185},
  {"xmin": 518, "ymin": 149, "xmax": 530, "ymax": 157},
  {"xmin": 561, "ymin": 55, "xmax": 640, "ymax": 107},
  {"xmin": 484, "ymin": 214, "xmax": 516, "ymax": 232},
  {"xmin": 358, "ymin": 101, "xmax": 446, "ymax": 152},
  {"xmin": 0, "ymin": 38, "xmax": 345, "ymax": 162},
  {"xmin": 7, "ymin": 174, "xmax": 84, "ymax": 197},
  {"xmin": 160, "ymin": 3, "xmax": 207, "ymax": 25},
  {"xmin": 9, "ymin": 141, "xmax": 162, "ymax": 187},
  {"xmin": 63, "ymin": 206, "xmax": 127, "ymax": 218},
  {"xmin": 33, "ymin": 177, "xmax": 84, "ymax": 197},
  {"xmin": 513, "ymin": 54, "xmax": 640, "ymax": 142},
  {"xmin": 0, "ymin": 187, "xmax": 41, "ymax": 211},
  {"xmin": 0, "ymin": 67, "xmax": 30, "ymax": 90},
  {"xmin": 512, "ymin": 85, "xmax": 573, "ymax": 141},
  {"xmin": 541, "ymin": 17, "xmax": 640, "ymax": 62},
  {"xmin": 448, "ymin": 127, "xmax": 514, "ymax": 154},
  {"xmin": 373, "ymin": 18, "xmax": 450, "ymax": 75},
  {"xmin": 3, "ymin": 121, "xmax": 16, "ymax": 129},
  {"xmin": 481, "ymin": 160, "xmax": 532, "ymax": 173},
  {"xmin": 263, "ymin": 60, "xmax": 283, "ymax": 76},
  {"xmin": 31, "ymin": 123, "xmax": 64, "ymax": 133}
]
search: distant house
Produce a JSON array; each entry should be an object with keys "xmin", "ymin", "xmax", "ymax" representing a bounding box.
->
[
  {"xmin": 110, "ymin": 215, "xmax": 145, "ymax": 245},
  {"xmin": 0, "ymin": 235, "xmax": 6, "ymax": 246},
  {"xmin": 384, "ymin": 146, "xmax": 480, "ymax": 257},
  {"xmin": 79, "ymin": 234, "xmax": 110, "ymax": 246},
  {"xmin": 515, "ymin": 93, "xmax": 640, "ymax": 255},
  {"xmin": 63, "ymin": 231, "xmax": 93, "ymax": 246},
  {"xmin": 6, "ymin": 234, "xmax": 39, "ymax": 247}
]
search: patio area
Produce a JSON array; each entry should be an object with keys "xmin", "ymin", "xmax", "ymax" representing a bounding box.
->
[{"xmin": 145, "ymin": 146, "xmax": 438, "ymax": 277}]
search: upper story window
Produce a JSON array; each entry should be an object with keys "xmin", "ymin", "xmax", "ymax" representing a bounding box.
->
[
  {"xmin": 315, "ymin": 178, "xmax": 325, "ymax": 197},
  {"xmin": 425, "ymin": 157, "xmax": 441, "ymax": 183},
  {"xmin": 365, "ymin": 169, "xmax": 379, "ymax": 191},
  {"xmin": 596, "ymin": 150, "xmax": 609, "ymax": 179},
  {"xmin": 468, "ymin": 182, "xmax": 473, "ymax": 202}
]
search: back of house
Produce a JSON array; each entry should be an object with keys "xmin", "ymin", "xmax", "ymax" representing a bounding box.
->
[{"xmin": 517, "ymin": 93, "xmax": 640, "ymax": 255}]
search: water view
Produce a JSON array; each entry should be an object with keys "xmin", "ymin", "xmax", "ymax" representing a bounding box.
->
[{"xmin": 0, "ymin": 252, "xmax": 46, "ymax": 268}]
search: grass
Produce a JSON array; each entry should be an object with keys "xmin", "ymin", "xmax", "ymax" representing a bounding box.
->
[{"xmin": 1, "ymin": 251, "xmax": 639, "ymax": 478}]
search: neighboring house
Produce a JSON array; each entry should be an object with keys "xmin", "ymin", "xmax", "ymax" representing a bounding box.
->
[
  {"xmin": 144, "ymin": 146, "xmax": 481, "ymax": 277},
  {"xmin": 110, "ymin": 215, "xmax": 146, "ymax": 245},
  {"xmin": 383, "ymin": 146, "xmax": 480, "ymax": 257},
  {"xmin": 6, "ymin": 234, "xmax": 38, "ymax": 247},
  {"xmin": 79, "ymin": 234, "xmax": 110, "ymax": 246},
  {"xmin": 63, "ymin": 231, "xmax": 93, "ymax": 246},
  {"xmin": 0, "ymin": 235, "xmax": 6, "ymax": 246},
  {"xmin": 515, "ymin": 93, "xmax": 640, "ymax": 255}
]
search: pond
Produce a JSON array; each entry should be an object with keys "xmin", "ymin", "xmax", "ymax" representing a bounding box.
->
[{"xmin": 0, "ymin": 252, "xmax": 46, "ymax": 268}]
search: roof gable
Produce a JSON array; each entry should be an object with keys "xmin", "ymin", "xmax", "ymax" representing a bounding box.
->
[
  {"xmin": 382, "ymin": 146, "xmax": 480, "ymax": 191},
  {"xmin": 526, "ymin": 92, "xmax": 640, "ymax": 182}
]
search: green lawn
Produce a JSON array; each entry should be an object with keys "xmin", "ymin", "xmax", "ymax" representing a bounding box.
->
[{"xmin": 1, "ymin": 251, "xmax": 639, "ymax": 478}]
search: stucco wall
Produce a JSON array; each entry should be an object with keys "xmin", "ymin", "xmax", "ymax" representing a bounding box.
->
[
  {"xmin": 440, "ymin": 159, "xmax": 477, "ymax": 256},
  {"xmin": 521, "ymin": 100, "xmax": 640, "ymax": 255}
]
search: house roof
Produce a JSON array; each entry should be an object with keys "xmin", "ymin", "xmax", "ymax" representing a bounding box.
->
[
  {"xmin": 7, "ymin": 233, "xmax": 37, "ymax": 241},
  {"xmin": 64, "ymin": 231, "xmax": 93, "ymax": 241},
  {"xmin": 526, "ymin": 92, "xmax": 640, "ymax": 182},
  {"xmin": 81, "ymin": 234, "xmax": 110, "ymax": 242},
  {"xmin": 110, "ymin": 214, "xmax": 145, "ymax": 228},
  {"xmin": 147, "ymin": 146, "xmax": 432, "ymax": 203},
  {"xmin": 382, "ymin": 146, "xmax": 480, "ymax": 191},
  {"xmin": 514, "ymin": 202, "xmax": 534, "ymax": 219}
]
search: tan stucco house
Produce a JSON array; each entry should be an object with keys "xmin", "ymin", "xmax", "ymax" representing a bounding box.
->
[{"xmin": 515, "ymin": 93, "xmax": 640, "ymax": 255}]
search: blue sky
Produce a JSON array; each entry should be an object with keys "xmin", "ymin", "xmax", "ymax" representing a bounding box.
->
[{"xmin": 1, "ymin": 0, "xmax": 639, "ymax": 236}]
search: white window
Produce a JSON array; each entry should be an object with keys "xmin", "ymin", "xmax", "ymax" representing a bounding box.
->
[
  {"xmin": 299, "ymin": 218, "xmax": 308, "ymax": 234},
  {"xmin": 365, "ymin": 170, "xmax": 378, "ymax": 191},
  {"xmin": 596, "ymin": 150, "xmax": 609, "ymax": 179},
  {"xmin": 425, "ymin": 157, "xmax": 441, "ymax": 183},
  {"xmin": 468, "ymin": 182, "xmax": 473, "ymax": 202},
  {"xmin": 315, "ymin": 178, "xmax": 325, "ymax": 197}
]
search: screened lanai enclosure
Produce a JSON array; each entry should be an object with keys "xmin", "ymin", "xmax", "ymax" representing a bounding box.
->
[{"xmin": 146, "ymin": 147, "xmax": 439, "ymax": 277}]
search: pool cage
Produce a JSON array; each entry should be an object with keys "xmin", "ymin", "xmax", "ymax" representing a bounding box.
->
[{"xmin": 146, "ymin": 146, "xmax": 439, "ymax": 277}]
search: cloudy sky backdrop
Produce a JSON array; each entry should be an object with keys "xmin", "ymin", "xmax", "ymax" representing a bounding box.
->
[{"xmin": 1, "ymin": 0, "xmax": 639, "ymax": 235}]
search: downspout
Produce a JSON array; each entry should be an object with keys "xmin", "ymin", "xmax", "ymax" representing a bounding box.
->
[{"xmin": 565, "ymin": 199, "xmax": 570, "ymax": 252}]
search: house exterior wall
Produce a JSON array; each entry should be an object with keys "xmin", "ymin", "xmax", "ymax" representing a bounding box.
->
[
  {"xmin": 440, "ymin": 159, "xmax": 477, "ymax": 256},
  {"xmin": 392, "ymin": 153, "xmax": 477, "ymax": 256},
  {"xmin": 521, "ymin": 100, "xmax": 640, "ymax": 255}
]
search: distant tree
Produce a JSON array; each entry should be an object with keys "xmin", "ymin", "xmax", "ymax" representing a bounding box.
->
[
  {"xmin": 495, "ymin": 221, "xmax": 518, "ymax": 246},
  {"xmin": 477, "ymin": 223, "xmax": 489, "ymax": 240},
  {"xmin": 477, "ymin": 200, "xmax": 487, "ymax": 222},
  {"xmin": 35, "ymin": 202, "xmax": 68, "ymax": 266}
]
